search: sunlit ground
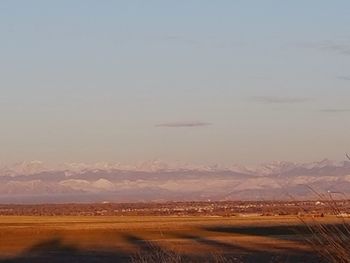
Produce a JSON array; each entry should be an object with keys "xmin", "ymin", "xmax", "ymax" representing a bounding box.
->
[{"xmin": 0, "ymin": 215, "xmax": 341, "ymax": 262}]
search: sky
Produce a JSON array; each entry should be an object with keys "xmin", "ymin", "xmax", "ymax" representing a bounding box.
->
[{"xmin": 0, "ymin": 1, "xmax": 350, "ymax": 165}]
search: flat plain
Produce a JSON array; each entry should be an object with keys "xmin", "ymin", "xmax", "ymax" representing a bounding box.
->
[{"xmin": 0, "ymin": 215, "xmax": 341, "ymax": 262}]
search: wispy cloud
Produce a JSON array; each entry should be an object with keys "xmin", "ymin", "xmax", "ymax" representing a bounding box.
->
[
  {"xmin": 155, "ymin": 121, "xmax": 212, "ymax": 128},
  {"xmin": 337, "ymin": 76, "xmax": 350, "ymax": 80},
  {"xmin": 320, "ymin": 109, "xmax": 350, "ymax": 113},
  {"xmin": 320, "ymin": 41, "xmax": 350, "ymax": 55},
  {"xmin": 158, "ymin": 35, "xmax": 245, "ymax": 49},
  {"xmin": 301, "ymin": 40, "xmax": 350, "ymax": 55},
  {"xmin": 252, "ymin": 96, "xmax": 309, "ymax": 104},
  {"xmin": 160, "ymin": 34, "xmax": 199, "ymax": 47}
]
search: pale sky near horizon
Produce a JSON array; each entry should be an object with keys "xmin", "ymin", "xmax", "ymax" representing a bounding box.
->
[{"xmin": 0, "ymin": 1, "xmax": 350, "ymax": 165}]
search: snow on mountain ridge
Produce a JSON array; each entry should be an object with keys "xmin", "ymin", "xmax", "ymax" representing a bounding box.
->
[
  {"xmin": 0, "ymin": 159, "xmax": 348, "ymax": 177},
  {"xmin": 0, "ymin": 159, "xmax": 350, "ymax": 202}
]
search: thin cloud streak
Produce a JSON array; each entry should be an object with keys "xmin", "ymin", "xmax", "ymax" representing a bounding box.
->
[
  {"xmin": 300, "ymin": 40, "xmax": 350, "ymax": 55},
  {"xmin": 155, "ymin": 121, "xmax": 212, "ymax": 128},
  {"xmin": 158, "ymin": 35, "xmax": 246, "ymax": 49},
  {"xmin": 337, "ymin": 76, "xmax": 350, "ymax": 80},
  {"xmin": 320, "ymin": 42, "xmax": 350, "ymax": 55},
  {"xmin": 320, "ymin": 109, "xmax": 350, "ymax": 113},
  {"xmin": 252, "ymin": 96, "xmax": 309, "ymax": 104}
]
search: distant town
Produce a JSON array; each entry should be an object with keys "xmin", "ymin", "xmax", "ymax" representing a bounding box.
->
[{"xmin": 1, "ymin": 200, "xmax": 349, "ymax": 217}]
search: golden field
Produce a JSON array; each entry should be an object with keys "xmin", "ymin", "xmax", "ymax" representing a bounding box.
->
[{"xmin": 0, "ymin": 215, "xmax": 342, "ymax": 262}]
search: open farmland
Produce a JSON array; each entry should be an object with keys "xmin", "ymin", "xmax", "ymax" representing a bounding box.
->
[{"xmin": 0, "ymin": 215, "xmax": 341, "ymax": 262}]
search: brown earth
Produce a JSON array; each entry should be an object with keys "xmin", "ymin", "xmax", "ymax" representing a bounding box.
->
[{"xmin": 0, "ymin": 215, "xmax": 341, "ymax": 262}]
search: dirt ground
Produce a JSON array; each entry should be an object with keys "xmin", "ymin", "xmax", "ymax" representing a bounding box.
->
[{"xmin": 0, "ymin": 215, "xmax": 340, "ymax": 262}]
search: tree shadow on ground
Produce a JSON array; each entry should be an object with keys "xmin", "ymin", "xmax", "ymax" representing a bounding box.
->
[
  {"xmin": 123, "ymin": 233, "xmax": 244, "ymax": 263},
  {"xmin": 204, "ymin": 223, "xmax": 350, "ymax": 241},
  {"xmin": 0, "ymin": 231, "xmax": 326, "ymax": 263},
  {"xmin": 0, "ymin": 238, "xmax": 130, "ymax": 263},
  {"xmin": 175, "ymin": 232, "xmax": 323, "ymax": 263},
  {"xmin": 176, "ymin": 233, "xmax": 254, "ymax": 252}
]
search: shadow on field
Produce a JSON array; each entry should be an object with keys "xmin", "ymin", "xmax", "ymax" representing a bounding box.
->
[
  {"xmin": 177, "ymin": 233, "xmax": 253, "ymax": 252},
  {"xmin": 0, "ymin": 238, "xmax": 130, "ymax": 263},
  {"xmin": 204, "ymin": 223, "xmax": 349, "ymax": 241},
  {"xmin": 122, "ymin": 233, "xmax": 189, "ymax": 262},
  {"xmin": 205, "ymin": 224, "xmax": 309, "ymax": 240},
  {"xmin": 0, "ymin": 231, "xmax": 325, "ymax": 263},
  {"xmin": 123, "ymin": 233, "xmax": 152, "ymax": 251},
  {"xmin": 175, "ymin": 233, "xmax": 321, "ymax": 263}
]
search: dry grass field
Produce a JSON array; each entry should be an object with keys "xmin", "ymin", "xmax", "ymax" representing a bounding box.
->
[{"xmin": 0, "ymin": 215, "xmax": 343, "ymax": 262}]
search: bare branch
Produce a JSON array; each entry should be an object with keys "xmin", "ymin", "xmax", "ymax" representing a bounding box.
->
[{"xmin": 346, "ymin": 153, "xmax": 350, "ymax": 161}]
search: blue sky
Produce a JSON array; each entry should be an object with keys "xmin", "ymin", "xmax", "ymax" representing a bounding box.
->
[{"xmin": 0, "ymin": 1, "xmax": 350, "ymax": 165}]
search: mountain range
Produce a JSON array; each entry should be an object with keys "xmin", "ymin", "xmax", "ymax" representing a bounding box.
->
[{"xmin": 0, "ymin": 159, "xmax": 349, "ymax": 203}]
